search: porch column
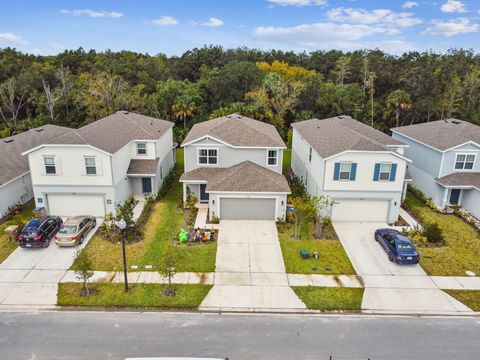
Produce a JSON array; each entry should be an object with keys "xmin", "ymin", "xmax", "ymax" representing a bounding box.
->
[{"xmin": 440, "ymin": 187, "xmax": 449, "ymax": 209}]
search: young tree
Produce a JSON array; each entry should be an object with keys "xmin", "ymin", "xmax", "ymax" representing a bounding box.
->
[
  {"xmin": 290, "ymin": 196, "xmax": 317, "ymax": 239},
  {"xmin": 42, "ymin": 80, "xmax": 62, "ymax": 122},
  {"xmin": 73, "ymin": 248, "xmax": 94, "ymax": 297},
  {"xmin": 313, "ymin": 196, "xmax": 336, "ymax": 239},
  {"xmin": 0, "ymin": 78, "xmax": 28, "ymax": 127},
  {"xmin": 159, "ymin": 244, "xmax": 177, "ymax": 296},
  {"xmin": 334, "ymin": 56, "xmax": 352, "ymax": 86},
  {"xmin": 386, "ymin": 90, "xmax": 412, "ymax": 127}
]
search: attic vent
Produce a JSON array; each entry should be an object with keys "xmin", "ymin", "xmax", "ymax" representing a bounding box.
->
[
  {"xmin": 452, "ymin": 120, "xmax": 462, "ymax": 124},
  {"xmin": 34, "ymin": 128, "xmax": 44, "ymax": 132},
  {"xmin": 338, "ymin": 115, "xmax": 344, "ymax": 119},
  {"xmin": 118, "ymin": 110, "xmax": 129, "ymax": 115},
  {"xmin": 3, "ymin": 138, "xmax": 13, "ymax": 143}
]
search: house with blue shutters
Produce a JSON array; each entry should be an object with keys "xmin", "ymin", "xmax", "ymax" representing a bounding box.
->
[{"xmin": 291, "ymin": 116, "xmax": 411, "ymax": 223}]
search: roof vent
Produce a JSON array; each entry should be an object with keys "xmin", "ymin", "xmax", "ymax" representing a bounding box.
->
[
  {"xmin": 118, "ymin": 110, "xmax": 129, "ymax": 115},
  {"xmin": 338, "ymin": 115, "xmax": 344, "ymax": 119},
  {"xmin": 452, "ymin": 120, "xmax": 462, "ymax": 124},
  {"xmin": 3, "ymin": 138, "xmax": 13, "ymax": 143},
  {"xmin": 34, "ymin": 128, "xmax": 44, "ymax": 132}
]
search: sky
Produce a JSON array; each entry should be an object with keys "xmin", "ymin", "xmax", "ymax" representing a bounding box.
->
[{"xmin": 0, "ymin": 0, "xmax": 480, "ymax": 56}]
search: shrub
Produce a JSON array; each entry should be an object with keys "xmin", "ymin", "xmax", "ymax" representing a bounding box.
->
[
  {"xmin": 423, "ymin": 222, "xmax": 445, "ymax": 245},
  {"xmin": 156, "ymin": 166, "xmax": 177, "ymax": 200}
]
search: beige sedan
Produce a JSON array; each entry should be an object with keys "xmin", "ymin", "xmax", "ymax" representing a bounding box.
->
[{"xmin": 54, "ymin": 216, "xmax": 96, "ymax": 247}]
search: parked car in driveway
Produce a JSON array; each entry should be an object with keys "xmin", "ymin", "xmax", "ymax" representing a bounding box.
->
[
  {"xmin": 374, "ymin": 228, "xmax": 420, "ymax": 265},
  {"xmin": 55, "ymin": 216, "xmax": 96, "ymax": 247},
  {"xmin": 18, "ymin": 216, "xmax": 63, "ymax": 248}
]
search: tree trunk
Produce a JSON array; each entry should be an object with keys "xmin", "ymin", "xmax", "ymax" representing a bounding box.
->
[{"xmin": 396, "ymin": 108, "xmax": 400, "ymax": 128}]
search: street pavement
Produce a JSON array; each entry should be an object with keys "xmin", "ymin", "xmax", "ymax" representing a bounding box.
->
[{"xmin": 0, "ymin": 311, "xmax": 479, "ymax": 360}]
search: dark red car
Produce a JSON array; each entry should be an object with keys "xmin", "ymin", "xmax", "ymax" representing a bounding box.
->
[{"xmin": 18, "ymin": 216, "xmax": 63, "ymax": 248}]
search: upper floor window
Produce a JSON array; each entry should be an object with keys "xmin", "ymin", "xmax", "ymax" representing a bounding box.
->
[
  {"xmin": 334, "ymin": 161, "xmax": 357, "ymax": 181},
  {"xmin": 309, "ymin": 147, "xmax": 312, "ymax": 162},
  {"xmin": 339, "ymin": 162, "xmax": 352, "ymax": 180},
  {"xmin": 455, "ymin": 154, "xmax": 475, "ymax": 170},
  {"xmin": 137, "ymin": 142, "xmax": 147, "ymax": 155},
  {"xmin": 44, "ymin": 156, "xmax": 56, "ymax": 175},
  {"xmin": 379, "ymin": 163, "xmax": 392, "ymax": 181},
  {"xmin": 198, "ymin": 148, "xmax": 217, "ymax": 165},
  {"xmin": 373, "ymin": 162, "xmax": 397, "ymax": 182},
  {"xmin": 85, "ymin": 157, "xmax": 97, "ymax": 175},
  {"xmin": 267, "ymin": 150, "xmax": 278, "ymax": 166}
]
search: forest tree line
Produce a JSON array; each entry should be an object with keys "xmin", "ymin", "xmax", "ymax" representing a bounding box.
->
[{"xmin": 0, "ymin": 46, "xmax": 479, "ymax": 142}]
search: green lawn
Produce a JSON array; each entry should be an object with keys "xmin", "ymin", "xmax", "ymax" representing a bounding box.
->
[
  {"xmin": 58, "ymin": 283, "xmax": 212, "ymax": 309},
  {"xmin": 282, "ymin": 149, "xmax": 291, "ymax": 175},
  {"xmin": 278, "ymin": 223, "xmax": 356, "ymax": 275},
  {"xmin": 0, "ymin": 201, "xmax": 35, "ymax": 263},
  {"xmin": 72, "ymin": 148, "xmax": 217, "ymax": 272},
  {"xmin": 293, "ymin": 286, "xmax": 364, "ymax": 311},
  {"xmin": 445, "ymin": 290, "xmax": 480, "ymax": 312},
  {"xmin": 405, "ymin": 193, "xmax": 480, "ymax": 276}
]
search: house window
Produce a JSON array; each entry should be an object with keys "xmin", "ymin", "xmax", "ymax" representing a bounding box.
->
[
  {"xmin": 309, "ymin": 147, "xmax": 312, "ymax": 162},
  {"xmin": 198, "ymin": 148, "xmax": 217, "ymax": 165},
  {"xmin": 379, "ymin": 163, "xmax": 392, "ymax": 181},
  {"xmin": 339, "ymin": 162, "xmax": 352, "ymax": 180},
  {"xmin": 455, "ymin": 154, "xmax": 475, "ymax": 170},
  {"xmin": 85, "ymin": 157, "xmax": 97, "ymax": 175},
  {"xmin": 137, "ymin": 142, "xmax": 147, "ymax": 155},
  {"xmin": 267, "ymin": 150, "xmax": 278, "ymax": 166},
  {"xmin": 44, "ymin": 156, "xmax": 56, "ymax": 174}
]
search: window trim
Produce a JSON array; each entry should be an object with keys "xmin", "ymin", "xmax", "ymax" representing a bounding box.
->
[
  {"xmin": 197, "ymin": 147, "xmax": 219, "ymax": 166},
  {"xmin": 84, "ymin": 156, "xmax": 97, "ymax": 176},
  {"xmin": 454, "ymin": 153, "xmax": 476, "ymax": 171},
  {"xmin": 43, "ymin": 156, "xmax": 56, "ymax": 175},
  {"xmin": 136, "ymin": 142, "xmax": 147, "ymax": 156},
  {"xmin": 378, "ymin": 162, "xmax": 393, "ymax": 182},
  {"xmin": 338, "ymin": 162, "xmax": 352, "ymax": 181},
  {"xmin": 266, "ymin": 149, "xmax": 278, "ymax": 167}
]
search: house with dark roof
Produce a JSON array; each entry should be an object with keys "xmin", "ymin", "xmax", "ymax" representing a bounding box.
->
[
  {"xmin": 291, "ymin": 116, "xmax": 411, "ymax": 223},
  {"xmin": 392, "ymin": 119, "xmax": 480, "ymax": 219},
  {"xmin": 0, "ymin": 124, "xmax": 72, "ymax": 218},
  {"xmin": 23, "ymin": 111, "xmax": 174, "ymax": 217},
  {"xmin": 180, "ymin": 114, "xmax": 290, "ymax": 220}
]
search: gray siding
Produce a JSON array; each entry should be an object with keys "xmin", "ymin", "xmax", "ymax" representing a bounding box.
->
[
  {"xmin": 460, "ymin": 189, "xmax": 480, "ymax": 219},
  {"xmin": 0, "ymin": 173, "xmax": 33, "ymax": 218},
  {"xmin": 439, "ymin": 143, "xmax": 480, "ymax": 177}
]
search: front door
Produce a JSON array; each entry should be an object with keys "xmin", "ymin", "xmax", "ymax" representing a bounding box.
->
[
  {"xmin": 142, "ymin": 177, "xmax": 152, "ymax": 193},
  {"xmin": 200, "ymin": 184, "xmax": 209, "ymax": 202},
  {"xmin": 449, "ymin": 189, "xmax": 461, "ymax": 205}
]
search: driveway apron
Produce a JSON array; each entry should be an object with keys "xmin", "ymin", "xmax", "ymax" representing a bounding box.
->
[
  {"xmin": 200, "ymin": 220, "xmax": 306, "ymax": 311},
  {"xmin": 333, "ymin": 221, "xmax": 472, "ymax": 314}
]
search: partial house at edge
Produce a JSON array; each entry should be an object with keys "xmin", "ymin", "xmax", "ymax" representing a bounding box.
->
[
  {"xmin": 179, "ymin": 114, "xmax": 290, "ymax": 221},
  {"xmin": 392, "ymin": 119, "xmax": 480, "ymax": 219},
  {"xmin": 23, "ymin": 111, "xmax": 175, "ymax": 217},
  {"xmin": 0, "ymin": 124, "xmax": 72, "ymax": 218},
  {"xmin": 291, "ymin": 116, "xmax": 411, "ymax": 223}
]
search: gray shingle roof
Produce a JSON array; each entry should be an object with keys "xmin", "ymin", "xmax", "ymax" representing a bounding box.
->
[
  {"xmin": 392, "ymin": 119, "xmax": 480, "ymax": 151},
  {"xmin": 292, "ymin": 116, "xmax": 405, "ymax": 158},
  {"xmin": 49, "ymin": 111, "xmax": 173, "ymax": 154},
  {"xmin": 127, "ymin": 159, "xmax": 159, "ymax": 175},
  {"xmin": 180, "ymin": 161, "xmax": 290, "ymax": 193},
  {"xmin": 0, "ymin": 124, "xmax": 72, "ymax": 186},
  {"xmin": 181, "ymin": 114, "xmax": 286, "ymax": 148},
  {"xmin": 435, "ymin": 172, "xmax": 480, "ymax": 189}
]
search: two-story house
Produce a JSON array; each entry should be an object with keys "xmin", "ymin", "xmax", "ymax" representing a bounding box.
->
[
  {"xmin": 291, "ymin": 116, "xmax": 411, "ymax": 223},
  {"xmin": 392, "ymin": 119, "xmax": 480, "ymax": 219},
  {"xmin": 23, "ymin": 111, "xmax": 175, "ymax": 217},
  {"xmin": 179, "ymin": 114, "xmax": 290, "ymax": 220},
  {"xmin": 0, "ymin": 124, "xmax": 72, "ymax": 218}
]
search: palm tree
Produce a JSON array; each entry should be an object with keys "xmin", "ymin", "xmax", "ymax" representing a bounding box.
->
[
  {"xmin": 172, "ymin": 96, "xmax": 196, "ymax": 129},
  {"xmin": 363, "ymin": 71, "xmax": 377, "ymax": 126},
  {"xmin": 386, "ymin": 90, "xmax": 412, "ymax": 128}
]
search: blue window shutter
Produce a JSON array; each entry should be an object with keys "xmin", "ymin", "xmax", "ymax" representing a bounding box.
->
[
  {"xmin": 350, "ymin": 163, "xmax": 357, "ymax": 181},
  {"xmin": 373, "ymin": 163, "xmax": 380, "ymax": 181},
  {"xmin": 390, "ymin": 163, "xmax": 397, "ymax": 181},
  {"xmin": 333, "ymin": 163, "xmax": 340, "ymax": 180}
]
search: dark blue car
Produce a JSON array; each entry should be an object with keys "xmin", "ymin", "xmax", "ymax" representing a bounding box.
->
[{"xmin": 374, "ymin": 228, "xmax": 420, "ymax": 265}]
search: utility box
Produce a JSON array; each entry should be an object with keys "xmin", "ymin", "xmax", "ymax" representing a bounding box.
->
[
  {"xmin": 4, "ymin": 225, "xmax": 19, "ymax": 242},
  {"xmin": 33, "ymin": 207, "xmax": 45, "ymax": 218},
  {"xmin": 300, "ymin": 248, "xmax": 309, "ymax": 259}
]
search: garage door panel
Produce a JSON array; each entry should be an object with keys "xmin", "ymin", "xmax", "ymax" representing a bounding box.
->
[
  {"xmin": 220, "ymin": 198, "xmax": 276, "ymax": 220},
  {"xmin": 332, "ymin": 199, "xmax": 388, "ymax": 222},
  {"xmin": 47, "ymin": 194, "xmax": 105, "ymax": 217}
]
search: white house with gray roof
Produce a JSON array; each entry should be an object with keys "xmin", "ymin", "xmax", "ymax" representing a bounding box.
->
[
  {"xmin": 392, "ymin": 119, "xmax": 480, "ymax": 219},
  {"xmin": 291, "ymin": 116, "xmax": 411, "ymax": 223},
  {"xmin": 180, "ymin": 114, "xmax": 290, "ymax": 221},
  {"xmin": 0, "ymin": 124, "xmax": 72, "ymax": 218},
  {"xmin": 23, "ymin": 111, "xmax": 174, "ymax": 217}
]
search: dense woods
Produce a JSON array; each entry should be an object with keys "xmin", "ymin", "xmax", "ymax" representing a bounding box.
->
[{"xmin": 0, "ymin": 46, "xmax": 479, "ymax": 142}]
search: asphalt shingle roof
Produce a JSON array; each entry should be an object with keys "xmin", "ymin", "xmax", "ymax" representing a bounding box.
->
[
  {"xmin": 392, "ymin": 119, "xmax": 480, "ymax": 151},
  {"xmin": 0, "ymin": 125, "xmax": 72, "ymax": 186},
  {"xmin": 49, "ymin": 111, "xmax": 173, "ymax": 154},
  {"xmin": 127, "ymin": 159, "xmax": 159, "ymax": 175},
  {"xmin": 292, "ymin": 116, "xmax": 404, "ymax": 158},
  {"xmin": 435, "ymin": 172, "xmax": 480, "ymax": 190},
  {"xmin": 180, "ymin": 161, "xmax": 290, "ymax": 193},
  {"xmin": 181, "ymin": 114, "xmax": 286, "ymax": 148}
]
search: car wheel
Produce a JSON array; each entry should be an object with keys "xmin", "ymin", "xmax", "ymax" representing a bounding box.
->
[
  {"xmin": 79, "ymin": 236, "xmax": 84, "ymax": 245},
  {"xmin": 44, "ymin": 238, "xmax": 50, "ymax": 248},
  {"xmin": 388, "ymin": 253, "xmax": 394, "ymax": 262}
]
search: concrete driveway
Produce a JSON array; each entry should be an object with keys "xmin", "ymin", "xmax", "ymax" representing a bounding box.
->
[
  {"xmin": 333, "ymin": 221, "xmax": 472, "ymax": 314},
  {"xmin": 200, "ymin": 220, "xmax": 306, "ymax": 311},
  {"xmin": 0, "ymin": 220, "xmax": 100, "ymax": 307}
]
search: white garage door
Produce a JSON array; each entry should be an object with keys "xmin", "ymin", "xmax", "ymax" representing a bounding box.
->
[
  {"xmin": 47, "ymin": 194, "xmax": 105, "ymax": 217},
  {"xmin": 331, "ymin": 199, "xmax": 389, "ymax": 222},
  {"xmin": 220, "ymin": 198, "xmax": 276, "ymax": 220}
]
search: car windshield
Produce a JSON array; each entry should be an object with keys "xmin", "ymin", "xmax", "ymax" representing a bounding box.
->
[
  {"xmin": 59, "ymin": 225, "xmax": 77, "ymax": 234},
  {"xmin": 23, "ymin": 220, "xmax": 40, "ymax": 233},
  {"xmin": 397, "ymin": 243, "xmax": 414, "ymax": 251}
]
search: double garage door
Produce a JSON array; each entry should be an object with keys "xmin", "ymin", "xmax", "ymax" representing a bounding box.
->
[
  {"xmin": 47, "ymin": 194, "xmax": 105, "ymax": 217},
  {"xmin": 220, "ymin": 198, "xmax": 276, "ymax": 220},
  {"xmin": 331, "ymin": 199, "xmax": 389, "ymax": 222}
]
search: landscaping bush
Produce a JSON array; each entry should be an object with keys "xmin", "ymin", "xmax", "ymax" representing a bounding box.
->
[
  {"xmin": 156, "ymin": 166, "xmax": 177, "ymax": 201},
  {"xmin": 423, "ymin": 222, "xmax": 445, "ymax": 245}
]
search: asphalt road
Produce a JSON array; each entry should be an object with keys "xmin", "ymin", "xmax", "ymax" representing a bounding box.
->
[{"xmin": 1, "ymin": 311, "xmax": 479, "ymax": 360}]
